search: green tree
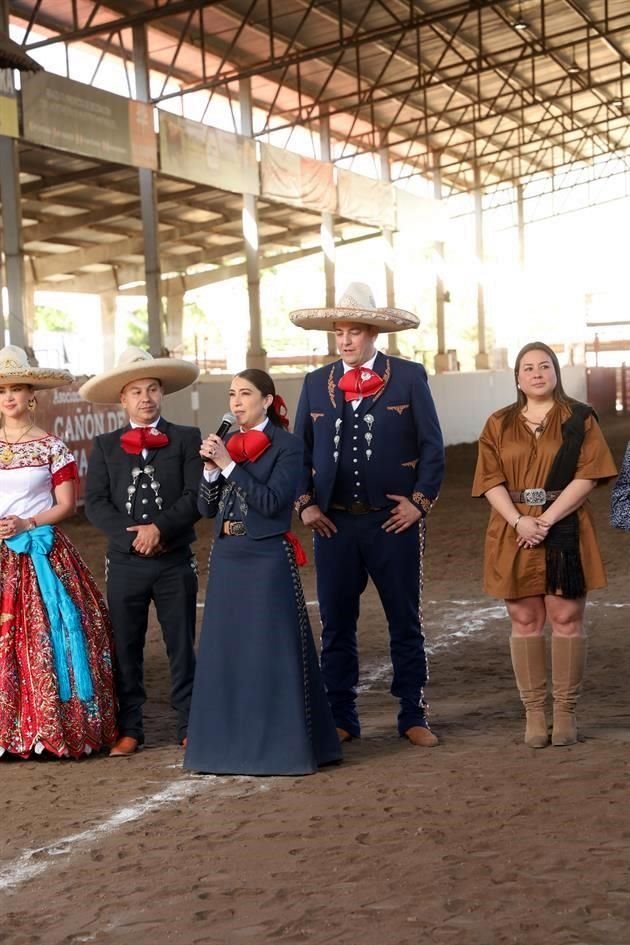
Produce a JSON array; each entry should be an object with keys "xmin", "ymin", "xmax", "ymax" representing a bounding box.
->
[
  {"xmin": 126, "ymin": 306, "xmax": 149, "ymax": 348},
  {"xmin": 35, "ymin": 305, "xmax": 74, "ymax": 332}
]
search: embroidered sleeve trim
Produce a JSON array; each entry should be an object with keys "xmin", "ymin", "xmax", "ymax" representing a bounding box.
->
[
  {"xmin": 199, "ymin": 480, "xmax": 220, "ymax": 504},
  {"xmin": 295, "ymin": 493, "xmax": 314, "ymax": 516},
  {"xmin": 52, "ymin": 461, "xmax": 78, "ymax": 486},
  {"xmin": 412, "ymin": 491, "xmax": 436, "ymax": 516}
]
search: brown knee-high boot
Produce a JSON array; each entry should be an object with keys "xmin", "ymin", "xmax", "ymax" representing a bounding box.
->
[
  {"xmin": 551, "ymin": 635, "xmax": 587, "ymax": 746},
  {"xmin": 509, "ymin": 636, "xmax": 549, "ymax": 748}
]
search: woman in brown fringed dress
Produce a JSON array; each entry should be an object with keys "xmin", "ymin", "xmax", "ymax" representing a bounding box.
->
[{"xmin": 472, "ymin": 342, "xmax": 616, "ymax": 749}]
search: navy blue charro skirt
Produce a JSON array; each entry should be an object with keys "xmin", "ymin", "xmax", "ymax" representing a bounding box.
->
[{"xmin": 184, "ymin": 532, "xmax": 341, "ymax": 776}]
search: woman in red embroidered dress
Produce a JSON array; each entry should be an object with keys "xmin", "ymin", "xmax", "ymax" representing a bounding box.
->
[{"xmin": 0, "ymin": 346, "xmax": 117, "ymax": 758}]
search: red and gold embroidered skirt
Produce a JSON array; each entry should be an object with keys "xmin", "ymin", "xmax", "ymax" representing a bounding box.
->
[{"xmin": 0, "ymin": 528, "xmax": 117, "ymax": 758}]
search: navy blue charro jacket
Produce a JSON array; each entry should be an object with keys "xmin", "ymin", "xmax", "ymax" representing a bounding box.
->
[
  {"xmin": 198, "ymin": 423, "xmax": 303, "ymax": 539},
  {"xmin": 293, "ymin": 352, "xmax": 445, "ymax": 517}
]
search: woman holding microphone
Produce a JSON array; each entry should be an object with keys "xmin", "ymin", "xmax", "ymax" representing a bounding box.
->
[{"xmin": 184, "ymin": 369, "xmax": 340, "ymax": 776}]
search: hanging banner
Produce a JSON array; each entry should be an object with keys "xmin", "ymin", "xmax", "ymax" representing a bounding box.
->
[
  {"xmin": 159, "ymin": 113, "xmax": 259, "ymax": 196},
  {"xmin": 260, "ymin": 143, "xmax": 336, "ymax": 212},
  {"xmin": 21, "ymin": 72, "xmax": 157, "ymax": 169},
  {"xmin": 395, "ymin": 189, "xmax": 449, "ymax": 242},
  {"xmin": 37, "ymin": 383, "xmax": 126, "ymax": 503},
  {"xmin": 337, "ymin": 168, "xmax": 396, "ymax": 228},
  {"xmin": 0, "ymin": 68, "xmax": 19, "ymax": 138}
]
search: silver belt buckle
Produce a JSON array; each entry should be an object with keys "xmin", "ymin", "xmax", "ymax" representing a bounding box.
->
[{"xmin": 523, "ymin": 488, "xmax": 547, "ymax": 506}]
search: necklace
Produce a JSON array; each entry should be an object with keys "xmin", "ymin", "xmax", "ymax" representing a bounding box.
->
[
  {"xmin": 522, "ymin": 407, "xmax": 553, "ymax": 435},
  {"xmin": 0, "ymin": 423, "xmax": 35, "ymax": 464}
]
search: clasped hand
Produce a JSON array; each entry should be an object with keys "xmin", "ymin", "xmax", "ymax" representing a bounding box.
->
[
  {"xmin": 516, "ymin": 515, "xmax": 551, "ymax": 549},
  {"xmin": 126, "ymin": 522, "xmax": 162, "ymax": 556},
  {"xmin": 0, "ymin": 515, "xmax": 28, "ymax": 539}
]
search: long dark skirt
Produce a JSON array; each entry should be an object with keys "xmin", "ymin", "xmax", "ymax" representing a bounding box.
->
[{"xmin": 184, "ymin": 532, "xmax": 341, "ymax": 776}]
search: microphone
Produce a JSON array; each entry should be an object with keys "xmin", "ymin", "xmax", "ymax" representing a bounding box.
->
[{"xmin": 215, "ymin": 412, "xmax": 236, "ymax": 440}]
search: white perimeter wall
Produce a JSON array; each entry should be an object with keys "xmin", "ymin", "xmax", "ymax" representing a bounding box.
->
[{"xmin": 164, "ymin": 365, "xmax": 587, "ymax": 448}]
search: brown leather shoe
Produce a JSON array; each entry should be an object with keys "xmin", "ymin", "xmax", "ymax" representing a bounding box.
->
[
  {"xmin": 109, "ymin": 736, "xmax": 142, "ymax": 757},
  {"xmin": 336, "ymin": 727, "xmax": 353, "ymax": 743},
  {"xmin": 405, "ymin": 725, "xmax": 439, "ymax": 748}
]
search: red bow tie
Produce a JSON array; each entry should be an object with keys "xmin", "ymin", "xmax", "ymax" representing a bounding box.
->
[
  {"xmin": 338, "ymin": 366, "xmax": 384, "ymax": 402},
  {"xmin": 226, "ymin": 430, "xmax": 271, "ymax": 464},
  {"xmin": 120, "ymin": 427, "xmax": 169, "ymax": 455}
]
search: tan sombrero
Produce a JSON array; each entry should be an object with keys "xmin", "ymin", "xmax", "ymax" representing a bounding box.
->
[
  {"xmin": 79, "ymin": 347, "xmax": 199, "ymax": 404},
  {"xmin": 0, "ymin": 345, "xmax": 73, "ymax": 389},
  {"xmin": 289, "ymin": 282, "xmax": 419, "ymax": 334}
]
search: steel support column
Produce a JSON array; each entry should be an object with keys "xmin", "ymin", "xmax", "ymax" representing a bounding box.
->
[
  {"xmin": 0, "ymin": 135, "xmax": 26, "ymax": 347},
  {"xmin": 240, "ymin": 78, "xmax": 267, "ymax": 371},
  {"xmin": 165, "ymin": 292, "xmax": 185, "ymax": 353},
  {"xmin": 432, "ymin": 154, "xmax": 450, "ymax": 374},
  {"xmin": 320, "ymin": 110, "xmax": 337, "ymax": 359},
  {"xmin": 379, "ymin": 141, "xmax": 399, "ymax": 356},
  {"xmin": 474, "ymin": 163, "xmax": 489, "ymax": 370},
  {"xmin": 100, "ymin": 292, "xmax": 117, "ymax": 370},
  {"xmin": 0, "ymin": 261, "xmax": 5, "ymax": 341},
  {"xmin": 133, "ymin": 23, "xmax": 163, "ymax": 356},
  {"xmin": 517, "ymin": 182, "xmax": 525, "ymax": 267},
  {"xmin": 0, "ymin": 0, "xmax": 26, "ymax": 348}
]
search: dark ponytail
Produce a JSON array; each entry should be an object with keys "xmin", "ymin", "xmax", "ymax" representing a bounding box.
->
[{"xmin": 234, "ymin": 369, "xmax": 290, "ymax": 429}]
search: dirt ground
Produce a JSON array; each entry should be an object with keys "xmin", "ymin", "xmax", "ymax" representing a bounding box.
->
[{"xmin": 2, "ymin": 416, "xmax": 630, "ymax": 945}]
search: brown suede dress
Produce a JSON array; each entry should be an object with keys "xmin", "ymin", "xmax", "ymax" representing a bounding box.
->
[{"xmin": 472, "ymin": 404, "xmax": 617, "ymax": 599}]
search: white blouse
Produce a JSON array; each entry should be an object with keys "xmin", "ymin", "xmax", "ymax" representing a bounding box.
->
[{"xmin": 0, "ymin": 435, "xmax": 76, "ymax": 519}]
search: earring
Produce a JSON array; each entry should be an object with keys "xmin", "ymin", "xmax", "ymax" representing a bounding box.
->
[{"xmin": 28, "ymin": 398, "xmax": 36, "ymax": 411}]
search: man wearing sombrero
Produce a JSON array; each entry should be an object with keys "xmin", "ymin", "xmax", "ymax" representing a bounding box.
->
[
  {"xmin": 291, "ymin": 283, "xmax": 444, "ymax": 747},
  {"xmin": 80, "ymin": 348, "xmax": 202, "ymax": 756}
]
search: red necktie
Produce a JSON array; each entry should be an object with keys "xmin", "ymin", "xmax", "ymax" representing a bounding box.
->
[
  {"xmin": 226, "ymin": 430, "xmax": 271, "ymax": 464},
  {"xmin": 120, "ymin": 427, "xmax": 169, "ymax": 455},
  {"xmin": 338, "ymin": 366, "xmax": 384, "ymax": 402}
]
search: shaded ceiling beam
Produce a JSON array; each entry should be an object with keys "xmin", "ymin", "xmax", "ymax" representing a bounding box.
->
[
  {"xmin": 19, "ymin": 163, "xmax": 124, "ymax": 195},
  {"xmin": 31, "ymin": 229, "xmax": 377, "ymax": 296},
  {"xmin": 302, "ymin": 0, "xmax": 558, "ymax": 188},
  {"xmin": 257, "ymin": 16, "xmax": 629, "ymax": 130},
  {"xmin": 492, "ymin": 4, "xmax": 622, "ymax": 157},
  {"xmin": 26, "ymin": 217, "xmax": 244, "ymax": 280},
  {"xmin": 149, "ymin": 0, "xmax": 506, "ymax": 103},
  {"xmin": 19, "ymin": 200, "xmax": 142, "ymax": 243},
  {"xmin": 18, "ymin": 0, "xmax": 227, "ymax": 48},
  {"xmin": 560, "ymin": 0, "xmax": 630, "ymax": 64},
  {"xmin": 438, "ymin": 119, "xmax": 630, "ymax": 177},
  {"xmin": 472, "ymin": 149, "xmax": 630, "ymax": 203}
]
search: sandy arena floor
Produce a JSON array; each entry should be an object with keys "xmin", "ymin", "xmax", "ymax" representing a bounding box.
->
[{"xmin": 2, "ymin": 416, "xmax": 630, "ymax": 945}]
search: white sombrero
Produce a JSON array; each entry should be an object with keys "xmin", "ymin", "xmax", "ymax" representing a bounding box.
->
[
  {"xmin": 79, "ymin": 347, "xmax": 199, "ymax": 404},
  {"xmin": 289, "ymin": 282, "xmax": 419, "ymax": 334},
  {"xmin": 0, "ymin": 345, "xmax": 73, "ymax": 389}
]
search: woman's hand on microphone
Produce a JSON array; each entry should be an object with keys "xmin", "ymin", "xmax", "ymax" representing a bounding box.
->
[
  {"xmin": 200, "ymin": 435, "xmax": 218, "ymax": 469},
  {"xmin": 202, "ymin": 433, "xmax": 231, "ymax": 470}
]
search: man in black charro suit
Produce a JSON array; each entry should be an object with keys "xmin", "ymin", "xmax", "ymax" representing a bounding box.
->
[{"xmin": 80, "ymin": 348, "xmax": 202, "ymax": 756}]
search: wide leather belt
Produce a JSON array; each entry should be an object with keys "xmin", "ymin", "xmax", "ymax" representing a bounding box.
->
[
  {"xmin": 329, "ymin": 502, "xmax": 383, "ymax": 515},
  {"xmin": 222, "ymin": 520, "xmax": 247, "ymax": 536},
  {"xmin": 509, "ymin": 489, "xmax": 561, "ymax": 506}
]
